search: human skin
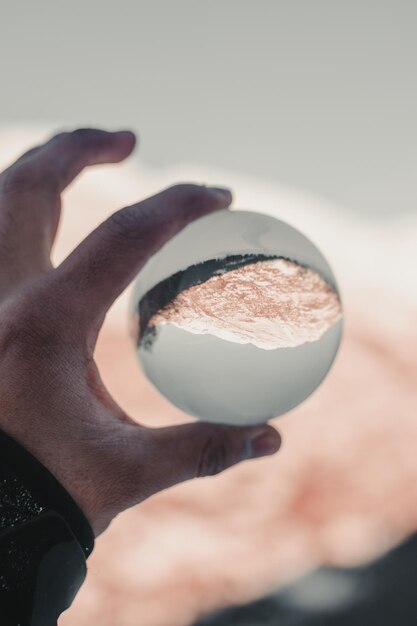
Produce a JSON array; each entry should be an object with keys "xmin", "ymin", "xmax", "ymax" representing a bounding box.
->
[{"xmin": 0, "ymin": 128, "xmax": 281, "ymax": 538}]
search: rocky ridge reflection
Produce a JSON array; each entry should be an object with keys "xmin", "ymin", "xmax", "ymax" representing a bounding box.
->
[{"xmin": 138, "ymin": 255, "xmax": 342, "ymax": 351}]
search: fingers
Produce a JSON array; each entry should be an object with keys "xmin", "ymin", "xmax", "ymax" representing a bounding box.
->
[
  {"xmin": 139, "ymin": 421, "xmax": 282, "ymax": 495},
  {"xmin": 53, "ymin": 183, "xmax": 232, "ymax": 338},
  {"xmin": 0, "ymin": 128, "xmax": 136, "ymax": 295}
]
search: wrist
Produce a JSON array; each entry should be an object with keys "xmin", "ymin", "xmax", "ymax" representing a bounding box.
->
[{"xmin": 0, "ymin": 426, "xmax": 95, "ymax": 557}]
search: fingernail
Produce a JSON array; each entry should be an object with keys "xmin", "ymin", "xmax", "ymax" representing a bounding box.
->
[
  {"xmin": 245, "ymin": 428, "xmax": 281, "ymax": 459},
  {"xmin": 207, "ymin": 186, "xmax": 233, "ymax": 202}
]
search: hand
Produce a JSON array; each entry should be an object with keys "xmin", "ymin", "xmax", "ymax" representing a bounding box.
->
[{"xmin": 0, "ymin": 128, "xmax": 281, "ymax": 538}]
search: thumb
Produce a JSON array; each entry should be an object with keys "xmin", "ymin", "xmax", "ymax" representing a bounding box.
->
[{"xmin": 142, "ymin": 421, "xmax": 282, "ymax": 494}]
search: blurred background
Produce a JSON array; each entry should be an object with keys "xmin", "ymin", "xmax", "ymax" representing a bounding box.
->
[{"xmin": 1, "ymin": 1, "xmax": 417, "ymax": 624}]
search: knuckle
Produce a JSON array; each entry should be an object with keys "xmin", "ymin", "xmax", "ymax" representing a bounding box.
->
[
  {"xmin": 69, "ymin": 128, "xmax": 102, "ymax": 154},
  {"xmin": 46, "ymin": 131, "xmax": 72, "ymax": 160},
  {"xmin": 49, "ymin": 131, "xmax": 70, "ymax": 144},
  {"xmin": 107, "ymin": 206, "xmax": 144, "ymax": 241},
  {"xmin": 168, "ymin": 183, "xmax": 202, "ymax": 197},
  {"xmin": 70, "ymin": 127, "xmax": 94, "ymax": 144},
  {"xmin": 196, "ymin": 436, "xmax": 229, "ymax": 478},
  {"xmin": 169, "ymin": 183, "xmax": 210, "ymax": 208}
]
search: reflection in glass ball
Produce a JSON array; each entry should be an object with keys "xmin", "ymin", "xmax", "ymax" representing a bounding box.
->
[{"xmin": 129, "ymin": 210, "xmax": 343, "ymax": 425}]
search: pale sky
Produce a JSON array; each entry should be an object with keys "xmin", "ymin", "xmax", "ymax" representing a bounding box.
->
[{"xmin": 0, "ymin": 0, "xmax": 416, "ymax": 216}]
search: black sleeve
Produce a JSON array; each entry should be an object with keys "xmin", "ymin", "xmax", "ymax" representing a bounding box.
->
[{"xmin": 0, "ymin": 428, "xmax": 95, "ymax": 626}]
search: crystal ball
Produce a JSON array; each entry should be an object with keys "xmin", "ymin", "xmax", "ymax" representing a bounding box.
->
[{"xmin": 129, "ymin": 209, "xmax": 343, "ymax": 425}]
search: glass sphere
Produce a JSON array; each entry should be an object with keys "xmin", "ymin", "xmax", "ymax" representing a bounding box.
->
[{"xmin": 129, "ymin": 209, "xmax": 343, "ymax": 426}]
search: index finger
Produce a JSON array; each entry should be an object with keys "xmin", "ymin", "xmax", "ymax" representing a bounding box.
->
[{"xmin": 53, "ymin": 183, "xmax": 233, "ymax": 334}]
